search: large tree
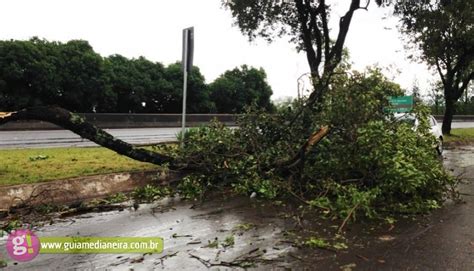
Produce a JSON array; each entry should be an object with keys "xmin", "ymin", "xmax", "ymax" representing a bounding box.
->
[
  {"xmin": 223, "ymin": 0, "xmax": 371, "ymax": 106},
  {"xmin": 394, "ymin": 0, "xmax": 474, "ymax": 134},
  {"xmin": 209, "ymin": 65, "xmax": 274, "ymax": 113}
]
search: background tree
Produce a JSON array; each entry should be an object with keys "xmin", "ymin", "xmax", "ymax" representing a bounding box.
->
[
  {"xmin": 164, "ymin": 62, "xmax": 215, "ymax": 113},
  {"xmin": 136, "ymin": 58, "xmax": 173, "ymax": 113},
  {"xmin": 209, "ymin": 65, "xmax": 274, "ymax": 113},
  {"xmin": 101, "ymin": 55, "xmax": 170, "ymax": 113},
  {"xmin": 457, "ymin": 84, "xmax": 474, "ymax": 114},
  {"xmin": 0, "ymin": 38, "xmax": 105, "ymax": 112},
  {"xmin": 0, "ymin": 38, "xmax": 61, "ymax": 110},
  {"xmin": 394, "ymin": 0, "xmax": 474, "ymax": 134},
  {"xmin": 428, "ymin": 81, "xmax": 445, "ymax": 115},
  {"xmin": 56, "ymin": 40, "xmax": 105, "ymax": 112}
]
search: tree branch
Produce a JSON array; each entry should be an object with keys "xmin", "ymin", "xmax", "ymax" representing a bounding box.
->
[
  {"xmin": 295, "ymin": 0, "xmax": 320, "ymax": 77},
  {"xmin": 320, "ymin": 0, "xmax": 330, "ymax": 60},
  {"xmin": 275, "ymin": 125, "xmax": 330, "ymax": 170},
  {"xmin": 326, "ymin": 0, "xmax": 361, "ymax": 72},
  {"xmin": 455, "ymin": 72, "xmax": 474, "ymax": 100},
  {"xmin": 435, "ymin": 57, "xmax": 447, "ymax": 91},
  {"xmin": 308, "ymin": 2, "xmax": 323, "ymax": 75}
]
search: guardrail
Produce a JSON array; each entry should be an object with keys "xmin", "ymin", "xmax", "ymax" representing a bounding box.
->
[
  {"xmin": 0, "ymin": 113, "xmax": 239, "ymax": 131},
  {"xmin": 0, "ymin": 113, "xmax": 472, "ymax": 131}
]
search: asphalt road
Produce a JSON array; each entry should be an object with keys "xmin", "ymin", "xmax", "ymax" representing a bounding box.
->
[
  {"xmin": 0, "ymin": 122, "xmax": 473, "ymax": 149},
  {"xmin": 0, "ymin": 128, "xmax": 181, "ymax": 149}
]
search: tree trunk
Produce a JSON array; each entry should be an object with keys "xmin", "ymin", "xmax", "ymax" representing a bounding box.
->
[
  {"xmin": 0, "ymin": 106, "xmax": 181, "ymax": 168},
  {"xmin": 442, "ymin": 97, "xmax": 455, "ymax": 135}
]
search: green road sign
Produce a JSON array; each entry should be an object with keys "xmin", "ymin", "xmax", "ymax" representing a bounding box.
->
[{"xmin": 386, "ymin": 96, "xmax": 413, "ymax": 113}]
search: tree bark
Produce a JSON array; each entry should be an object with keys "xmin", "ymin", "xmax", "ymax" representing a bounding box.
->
[
  {"xmin": 275, "ymin": 126, "xmax": 330, "ymax": 169},
  {"xmin": 442, "ymin": 97, "xmax": 455, "ymax": 135},
  {"xmin": 0, "ymin": 106, "xmax": 179, "ymax": 167}
]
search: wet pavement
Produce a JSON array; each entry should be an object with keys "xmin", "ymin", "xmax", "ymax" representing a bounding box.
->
[
  {"xmin": 0, "ymin": 195, "xmax": 302, "ymax": 270},
  {"xmin": 0, "ymin": 128, "xmax": 180, "ymax": 149},
  {"xmin": 0, "ymin": 146, "xmax": 473, "ymax": 270}
]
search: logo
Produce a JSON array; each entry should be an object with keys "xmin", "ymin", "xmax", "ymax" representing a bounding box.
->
[{"xmin": 5, "ymin": 229, "xmax": 40, "ymax": 262}]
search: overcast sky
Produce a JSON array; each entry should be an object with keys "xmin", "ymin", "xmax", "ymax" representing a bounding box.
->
[{"xmin": 0, "ymin": 0, "xmax": 437, "ymax": 100}]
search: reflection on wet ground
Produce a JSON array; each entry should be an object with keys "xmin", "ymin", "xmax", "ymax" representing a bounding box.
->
[
  {"xmin": 1, "ymin": 146, "xmax": 473, "ymax": 270},
  {"xmin": 1, "ymin": 195, "xmax": 303, "ymax": 270}
]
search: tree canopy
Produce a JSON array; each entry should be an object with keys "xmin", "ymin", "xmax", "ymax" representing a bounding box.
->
[
  {"xmin": 164, "ymin": 62, "xmax": 215, "ymax": 113},
  {"xmin": 394, "ymin": 0, "xmax": 474, "ymax": 134},
  {"xmin": 223, "ymin": 0, "xmax": 372, "ymax": 104},
  {"xmin": 0, "ymin": 38, "xmax": 105, "ymax": 112},
  {"xmin": 0, "ymin": 38, "xmax": 274, "ymax": 113},
  {"xmin": 209, "ymin": 65, "xmax": 274, "ymax": 113}
]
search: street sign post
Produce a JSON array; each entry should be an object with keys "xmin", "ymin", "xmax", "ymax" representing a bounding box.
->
[
  {"xmin": 181, "ymin": 27, "xmax": 194, "ymax": 147},
  {"xmin": 386, "ymin": 96, "xmax": 414, "ymax": 113}
]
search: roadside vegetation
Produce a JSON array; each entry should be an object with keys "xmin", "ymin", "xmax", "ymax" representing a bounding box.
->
[
  {"xmin": 156, "ymin": 69, "xmax": 458, "ymax": 223},
  {"xmin": 0, "ymin": 147, "xmax": 156, "ymax": 186},
  {"xmin": 444, "ymin": 128, "xmax": 474, "ymax": 146},
  {"xmin": 0, "ymin": 39, "xmax": 274, "ymax": 114},
  {"xmin": 1, "ymin": 71, "xmax": 461, "ymax": 231}
]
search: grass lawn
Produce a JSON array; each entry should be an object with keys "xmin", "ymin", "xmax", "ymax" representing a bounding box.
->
[
  {"xmin": 444, "ymin": 128, "xmax": 474, "ymax": 145},
  {"xmin": 0, "ymin": 147, "xmax": 159, "ymax": 186}
]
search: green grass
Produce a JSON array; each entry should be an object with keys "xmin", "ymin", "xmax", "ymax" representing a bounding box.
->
[
  {"xmin": 444, "ymin": 128, "xmax": 474, "ymax": 145},
  {"xmin": 0, "ymin": 147, "xmax": 158, "ymax": 186}
]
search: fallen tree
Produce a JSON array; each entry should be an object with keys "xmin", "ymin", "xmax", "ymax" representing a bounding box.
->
[{"xmin": 0, "ymin": 70, "xmax": 456, "ymax": 220}]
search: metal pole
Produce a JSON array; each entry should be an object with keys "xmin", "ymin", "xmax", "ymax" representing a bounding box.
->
[{"xmin": 181, "ymin": 31, "xmax": 188, "ymax": 148}]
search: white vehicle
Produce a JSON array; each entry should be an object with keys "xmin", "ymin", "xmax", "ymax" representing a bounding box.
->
[{"xmin": 393, "ymin": 113, "xmax": 443, "ymax": 155}]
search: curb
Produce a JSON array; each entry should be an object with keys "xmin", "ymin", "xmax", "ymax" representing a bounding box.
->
[{"xmin": 0, "ymin": 170, "xmax": 183, "ymax": 211}]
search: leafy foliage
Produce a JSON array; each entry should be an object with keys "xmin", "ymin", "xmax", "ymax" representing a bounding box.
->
[
  {"xmin": 164, "ymin": 62, "xmax": 216, "ymax": 113},
  {"xmin": 222, "ymin": 235, "xmax": 235, "ymax": 248},
  {"xmin": 0, "ymin": 38, "xmax": 273, "ymax": 113},
  {"xmin": 172, "ymin": 68, "xmax": 455, "ymax": 219},
  {"xmin": 395, "ymin": 0, "xmax": 474, "ymax": 134},
  {"xmin": 209, "ymin": 65, "xmax": 274, "ymax": 113},
  {"xmin": 132, "ymin": 185, "xmax": 172, "ymax": 203},
  {"xmin": 0, "ymin": 38, "xmax": 104, "ymax": 112},
  {"xmin": 303, "ymin": 237, "xmax": 330, "ymax": 249}
]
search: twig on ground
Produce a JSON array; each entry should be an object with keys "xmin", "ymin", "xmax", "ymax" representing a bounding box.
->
[{"xmin": 338, "ymin": 203, "xmax": 360, "ymax": 233}]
